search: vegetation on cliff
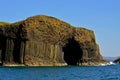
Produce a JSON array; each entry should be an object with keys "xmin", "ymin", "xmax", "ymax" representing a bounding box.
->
[
  {"xmin": 0, "ymin": 15, "xmax": 103, "ymax": 66},
  {"xmin": 0, "ymin": 22, "xmax": 10, "ymax": 26}
]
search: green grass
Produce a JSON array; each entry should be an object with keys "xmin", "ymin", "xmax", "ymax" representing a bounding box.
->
[{"xmin": 0, "ymin": 22, "xmax": 10, "ymax": 26}]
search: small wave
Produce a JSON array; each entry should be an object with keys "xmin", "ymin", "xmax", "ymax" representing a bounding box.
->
[
  {"xmin": 109, "ymin": 61, "xmax": 115, "ymax": 65},
  {"xmin": 100, "ymin": 61, "xmax": 116, "ymax": 66}
]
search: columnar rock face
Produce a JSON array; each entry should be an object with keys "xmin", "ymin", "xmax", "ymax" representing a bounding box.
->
[{"xmin": 0, "ymin": 15, "xmax": 103, "ymax": 66}]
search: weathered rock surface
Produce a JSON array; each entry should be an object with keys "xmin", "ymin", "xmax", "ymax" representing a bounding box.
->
[{"xmin": 0, "ymin": 15, "xmax": 104, "ymax": 66}]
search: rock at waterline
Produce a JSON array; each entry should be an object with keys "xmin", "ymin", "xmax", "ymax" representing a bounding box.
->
[
  {"xmin": 0, "ymin": 15, "xmax": 104, "ymax": 66},
  {"xmin": 114, "ymin": 57, "xmax": 120, "ymax": 63}
]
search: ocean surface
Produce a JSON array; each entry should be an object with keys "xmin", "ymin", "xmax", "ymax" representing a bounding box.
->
[{"xmin": 0, "ymin": 64, "xmax": 120, "ymax": 80}]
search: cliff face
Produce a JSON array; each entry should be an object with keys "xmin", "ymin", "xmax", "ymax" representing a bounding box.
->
[{"xmin": 0, "ymin": 15, "xmax": 103, "ymax": 66}]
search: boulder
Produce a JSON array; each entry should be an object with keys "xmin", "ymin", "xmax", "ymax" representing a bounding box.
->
[
  {"xmin": 114, "ymin": 57, "xmax": 120, "ymax": 63},
  {"xmin": 0, "ymin": 15, "xmax": 103, "ymax": 66}
]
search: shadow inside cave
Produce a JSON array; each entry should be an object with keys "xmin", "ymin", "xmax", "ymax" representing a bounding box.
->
[{"xmin": 62, "ymin": 37, "xmax": 83, "ymax": 65}]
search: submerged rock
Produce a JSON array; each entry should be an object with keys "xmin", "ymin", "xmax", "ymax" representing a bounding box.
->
[{"xmin": 0, "ymin": 15, "xmax": 104, "ymax": 66}]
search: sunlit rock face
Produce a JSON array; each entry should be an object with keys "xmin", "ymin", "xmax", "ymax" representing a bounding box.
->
[{"xmin": 0, "ymin": 15, "xmax": 103, "ymax": 66}]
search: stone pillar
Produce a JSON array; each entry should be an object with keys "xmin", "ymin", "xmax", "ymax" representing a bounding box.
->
[
  {"xmin": 55, "ymin": 45, "xmax": 65, "ymax": 63},
  {"xmin": 5, "ymin": 39, "xmax": 14, "ymax": 63},
  {"xmin": 82, "ymin": 48, "xmax": 88, "ymax": 62},
  {"xmin": 19, "ymin": 41, "xmax": 25, "ymax": 64}
]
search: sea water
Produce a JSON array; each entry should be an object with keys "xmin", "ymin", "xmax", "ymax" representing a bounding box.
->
[{"xmin": 0, "ymin": 64, "xmax": 120, "ymax": 80}]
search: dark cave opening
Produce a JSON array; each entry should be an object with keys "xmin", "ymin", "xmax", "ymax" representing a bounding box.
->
[
  {"xmin": 13, "ymin": 39, "xmax": 21, "ymax": 63},
  {"xmin": 0, "ymin": 35, "xmax": 6, "ymax": 64},
  {"xmin": 13, "ymin": 24, "xmax": 26, "ymax": 63},
  {"xmin": 62, "ymin": 38, "xmax": 83, "ymax": 65},
  {"xmin": 0, "ymin": 29, "xmax": 7, "ymax": 64}
]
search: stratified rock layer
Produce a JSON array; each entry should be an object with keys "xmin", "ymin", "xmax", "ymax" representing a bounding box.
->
[{"xmin": 0, "ymin": 15, "xmax": 103, "ymax": 66}]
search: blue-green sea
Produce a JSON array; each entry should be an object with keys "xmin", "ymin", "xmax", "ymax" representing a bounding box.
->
[{"xmin": 0, "ymin": 64, "xmax": 120, "ymax": 80}]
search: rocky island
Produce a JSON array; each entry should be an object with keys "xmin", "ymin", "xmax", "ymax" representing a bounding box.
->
[
  {"xmin": 0, "ymin": 15, "xmax": 105, "ymax": 66},
  {"xmin": 114, "ymin": 57, "xmax": 120, "ymax": 64}
]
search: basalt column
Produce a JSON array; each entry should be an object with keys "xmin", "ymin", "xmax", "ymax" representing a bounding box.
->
[
  {"xmin": 13, "ymin": 39, "xmax": 26, "ymax": 64},
  {"xmin": 13, "ymin": 24, "xmax": 27, "ymax": 64},
  {"xmin": 0, "ymin": 32, "xmax": 6, "ymax": 64},
  {"xmin": 0, "ymin": 15, "xmax": 104, "ymax": 66},
  {"xmin": 4, "ymin": 38, "xmax": 14, "ymax": 63}
]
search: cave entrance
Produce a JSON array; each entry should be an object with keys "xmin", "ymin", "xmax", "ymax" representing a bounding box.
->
[{"xmin": 62, "ymin": 37, "xmax": 83, "ymax": 65}]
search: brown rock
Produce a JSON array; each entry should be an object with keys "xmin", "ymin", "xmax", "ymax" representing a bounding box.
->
[{"xmin": 0, "ymin": 15, "xmax": 103, "ymax": 66}]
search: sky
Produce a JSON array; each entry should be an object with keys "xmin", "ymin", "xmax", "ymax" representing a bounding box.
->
[{"xmin": 0, "ymin": 0, "xmax": 120, "ymax": 57}]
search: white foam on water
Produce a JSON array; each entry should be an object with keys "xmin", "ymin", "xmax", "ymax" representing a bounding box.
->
[
  {"xmin": 100, "ymin": 61, "xmax": 116, "ymax": 66},
  {"xmin": 109, "ymin": 61, "xmax": 115, "ymax": 65}
]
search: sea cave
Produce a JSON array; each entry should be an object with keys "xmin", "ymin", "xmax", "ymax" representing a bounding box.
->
[{"xmin": 63, "ymin": 37, "xmax": 83, "ymax": 65}]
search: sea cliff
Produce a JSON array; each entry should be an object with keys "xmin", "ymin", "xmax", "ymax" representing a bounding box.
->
[{"xmin": 0, "ymin": 15, "xmax": 104, "ymax": 66}]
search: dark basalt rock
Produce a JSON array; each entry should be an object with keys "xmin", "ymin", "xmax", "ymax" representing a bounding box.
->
[
  {"xmin": 0, "ymin": 15, "xmax": 103, "ymax": 66},
  {"xmin": 114, "ymin": 57, "xmax": 120, "ymax": 63}
]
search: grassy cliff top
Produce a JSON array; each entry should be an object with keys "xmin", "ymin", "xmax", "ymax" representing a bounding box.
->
[
  {"xmin": 0, "ymin": 22, "xmax": 10, "ymax": 26},
  {"xmin": 0, "ymin": 15, "xmax": 95, "ymax": 46}
]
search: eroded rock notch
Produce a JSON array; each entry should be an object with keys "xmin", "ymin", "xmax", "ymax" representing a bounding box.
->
[{"xmin": 63, "ymin": 37, "xmax": 83, "ymax": 65}]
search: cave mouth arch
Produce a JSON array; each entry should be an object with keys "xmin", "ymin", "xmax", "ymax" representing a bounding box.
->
[{"xmin": 62, "ymin": 37, "xmax": 83, "ymax": 65}]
